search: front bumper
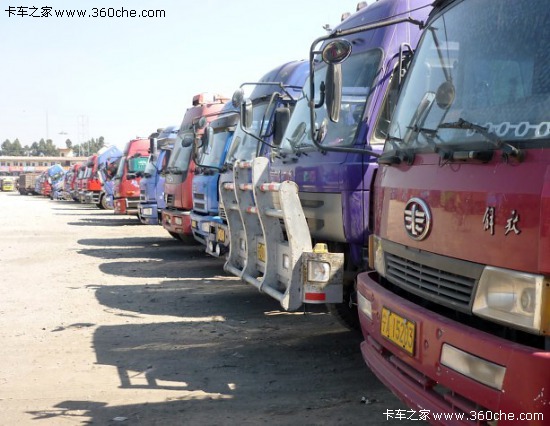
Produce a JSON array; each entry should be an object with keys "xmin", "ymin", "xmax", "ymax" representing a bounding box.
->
[
  {"xmin": 114, "ymin": 197, "xmax": 139, "ymax": 215},
  {"xmin": 138, "ymin": 203, "xmax": 159, "ymax": 225},
  {"xmin": 357, "ymin": 271, "xmax": 550, "ymax": 424},
  {"xmin": 161, "ymin": 209, "xmax": 192, "ymax": 236},
  {"xmin": 190, "ymin": 212, "xmax": 216, "ymax": 246},
  {"xmin": 205, "ymin": 219, "xmax": 229, "ymax": 257},
  {"xmin": 83, "ymin": 191, "xmax": 100, "ymax": 204}
]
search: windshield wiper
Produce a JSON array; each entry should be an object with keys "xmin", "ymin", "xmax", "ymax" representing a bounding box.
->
[
  {"xmin": 439, "ymin": 118, "xmax": 524, "ymax": 161},
  {"xmin": 378, "ymin": 136, "xmax": 415, "ymax": 165},
  {"xmin": 406, "ymin": 124, "xmax": 441, "ymax": 149}
]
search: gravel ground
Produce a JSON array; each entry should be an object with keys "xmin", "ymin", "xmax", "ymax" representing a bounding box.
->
[{"xmin": 0, "ymin": 191, "xmax": 410, "ymax": 425}]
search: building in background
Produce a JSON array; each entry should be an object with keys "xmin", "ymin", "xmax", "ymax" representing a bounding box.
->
[{"xmin": 0, "ymin": 155, "xmax": 87, "ymax": 176}]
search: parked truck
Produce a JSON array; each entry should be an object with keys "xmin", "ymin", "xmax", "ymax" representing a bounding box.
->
[
  {"xmin": 162, "ymin": 93, "xmax": 229, "ymax": 241},
  {"xmin": 36, "ymin": 171, "xmax": 51, "ymax": 197},
  {"xmin": 18, "ymin": 172, "xmax": 40, "ymax": 195},
  {"xmin": 138, "ymin": 126, "xmax": 178, "ymax": 225},
  {"xmin": 75, "ymin": 161, "xmax": 87, "ymax": 202},
  {"xmin": 224, "ymin": 0, "xmax": 430, "ymax": 321},
  {"xmin": 99, "ymin": 155, "xmax": 122, "ymax": 210},
  {"xmin": 1, "ymin": 177, "xmax": 16, "ymax": 192},
  {"xmin": 206, "ymin": 59, "xmax": 309, "ymax": 257},
  {"xmin": 82, "ymin": 146, "xmax": 122, "ymax": 208},
  {"xmin": 60, "ymin": 163, "xmax": 82, "ymax": 201},
  {"xmin": 190, "ymin": 102, "xmax": 240, "ymax": 246},
  {"xmin": 46, "ymin": 164, "xmax": 65, "ymax": 200},
  {"xmin": 350, "ymin": 0, "xmax": 550, "ymax": 422},
  {"xmin": 113, "ymin": 138, "xmax": 150, "ymax": 216}
]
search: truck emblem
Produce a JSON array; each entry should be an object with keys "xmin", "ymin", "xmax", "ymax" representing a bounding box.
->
[{"xmin": 404, "ymin": 198, "xmax": 431, "ymax": 241}]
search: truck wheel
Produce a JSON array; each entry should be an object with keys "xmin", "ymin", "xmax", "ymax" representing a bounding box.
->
[
  {"xmin": 97, "ymin": 194, "xmax": 107, "ymax": 210},
  {"xmin": 326, "ymin": 282, "xmax": 360, "ymax": 330}
]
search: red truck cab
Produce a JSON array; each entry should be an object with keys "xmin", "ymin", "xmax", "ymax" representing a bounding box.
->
[
  {"xmin": 161, "ymin": 93, "xmax": 228, "ymax": 240},
  {"xmin": 357, "ymin": 0, "xmax": 550, "ymax": 422},
  {"xmin": 75, "ymin": 161, "xmax": 87, "ymax": 202},
  {"xmin": 82, "ymin": 154, "xmax": 102, "ymax": 204},
  {"xmin": 113, "ymin": 138, "xmax": 150, "ymax": 215}
]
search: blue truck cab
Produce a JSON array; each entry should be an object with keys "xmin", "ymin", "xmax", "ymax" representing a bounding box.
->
[
  {"xmin": 206, "ymin": 60, "xmax": 309, "ymax": 257},
  {"xmin": 138, "ymin": 126, "xmax": 178, "ymax": 225},
  {"xmin": 46, "ymin": 163, "xmax": 65, "ymax": 200},
  {"xmin": 190, "ymin": 103, "xmax": 240, "ymax": 245}
]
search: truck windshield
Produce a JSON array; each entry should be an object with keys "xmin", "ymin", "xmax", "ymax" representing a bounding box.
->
[
  {"xmin": 115, "ymin": 157, "xmax": 126, "ymax": 179},
  {"xmin": 281, "ymin": 49, "xmax": 382, "ymax": 152},
  {"xmin": 198, "ymin": 130, "xmax": 231, "ymax": 168},
  {"xmin": 226, "ymin": 102, "xmax": 271, "ymax": 163},
  {"xmin": 387, "ymin": 0, "xmax": 550, "ymax": 152},
  {"xmin": 166, "ymin": 132, "xmax": 193, "ymax": 174},
  {"xmin": 143, "ymin": 155, "xmax": 157, "ymax": 177}
]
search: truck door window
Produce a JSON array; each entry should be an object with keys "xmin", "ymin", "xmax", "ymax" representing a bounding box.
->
[
  {"xmin": 228, "ymin": 102, "xmax": 270, "ymax": 162},
  {"xmin": 281, "ymin": 49, "xmax": 382, "ymax": 152},
  {"xmin": 198, "ymin": 130, "xmax": 230, "ymax": 168}
]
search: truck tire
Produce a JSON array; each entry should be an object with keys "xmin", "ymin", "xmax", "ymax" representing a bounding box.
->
[{"xmin": 97, "ymin": 194, "xmax": 108, "ymax": 210}]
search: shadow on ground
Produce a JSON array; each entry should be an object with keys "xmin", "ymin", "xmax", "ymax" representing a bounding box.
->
[{"xmin": 27, "ymin": 287, "xmax": 403, "ymax": 425}]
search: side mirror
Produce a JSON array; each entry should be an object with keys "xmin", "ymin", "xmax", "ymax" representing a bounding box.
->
[
  {"xmin": 321, "ymin": 39, "xmax": 351, "ymax": 123},
  {"xmin": 202, "ymin": 126, "xmax": 214, "ymax": 152},
  {"xmin": 196, "ymin": 116, "xmax": 207, "ymax": 130},
  {"xmin": 273, "ymin": 107, "xmax": 290, "ymax": 147},
  {"xmin": 231, "ymin": 88, "xmax": 244, "ymax": 108},
  {"xmin": 181, "ymin": 133, "xmax": 195, "ymax": 147},
  {"xmin": 241, "ymin": 99, "xmax": 253, "ymax": 130},
  {"xmin": 325, "ymin": 63, "xmax": 343, "ymax": 123}
]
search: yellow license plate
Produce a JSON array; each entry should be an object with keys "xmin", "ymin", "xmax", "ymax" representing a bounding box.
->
[
  {"xmin": 216, "ymin": 228, "xmax": 226, "ymax": 243},
  {"xmin": 257, "ymin": 242, "xmax": 266, "ymax": 263},
  {"xmin": 191, "ymin": 220, "xmax": 198, "ymax": 229},
  {"xmin": 380, "ymin": 307, "xmax": 416, "ymax": 355}
]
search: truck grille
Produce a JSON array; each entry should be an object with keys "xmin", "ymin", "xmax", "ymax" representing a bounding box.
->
[
  {"xmin": 193, "ymin": 193, "xmax": 206, "ymax": 212},
  {"xmin": 140, "ymin": 189, "xmax": 146, "ymax": 202},
  {"xmin": 385, "ymin": 253, "xmax": 475, "ymax": 312},
  {"xmin": 166, "ymin": 194, "xmax": 174, "ymax": 206}
]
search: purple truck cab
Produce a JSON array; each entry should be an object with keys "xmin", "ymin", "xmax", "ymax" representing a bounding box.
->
[{"xmin": 266, "ymin": 0, "xmax": 432, "ymax": 323}]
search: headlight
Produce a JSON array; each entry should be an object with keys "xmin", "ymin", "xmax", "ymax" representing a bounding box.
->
[
  {"xmin": 306, "ymin": 260, "xmax": 330, "ymax": 283},
  {"xmin": 142, "ymin": 208, "xmax": 153, "ymax": 216},
  {"xmin": 372, "ymin": 236, "xmax": 386, "ymax": 276},
  {"xmin": 174, "ymin": 217, "xmax": 182, "ymax": 225},
  {"xmin": 472, "ymin": 266, "xmax": 549, "ymax": 334},
  {"xmin": 201, "ymin": 222, "xmax": 210, "ymax": 233}
]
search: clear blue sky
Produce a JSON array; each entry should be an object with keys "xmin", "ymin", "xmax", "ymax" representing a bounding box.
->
[{"xmin": 0, "ymin": 0, "xmax": 356, "ymax": 151}]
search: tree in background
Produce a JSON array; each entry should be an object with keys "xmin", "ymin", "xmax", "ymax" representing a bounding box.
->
[
  {"xmin": 1, "ymin": 138, "xmax": 25, "ymax": 156},
  {"xmin": 26, "ymin": 138, "xmax": 59, "ymax": 156},
  {"xmin": 0, "ymin": 136, "xmax": 105, "ymax": 156},
  {"xmin": 72, "ymin": 136, "xmax": 105, "ymax": 156}
]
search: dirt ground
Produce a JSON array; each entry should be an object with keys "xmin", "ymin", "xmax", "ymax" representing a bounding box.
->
[{"xmin": 0, "ymin": 191, "xmax": 410, "ymax": 425}]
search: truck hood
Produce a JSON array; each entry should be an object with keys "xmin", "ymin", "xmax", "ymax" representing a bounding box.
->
[{"xmin": 376, "ymin": 151, "xmax": 550, "ymax": 274}]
